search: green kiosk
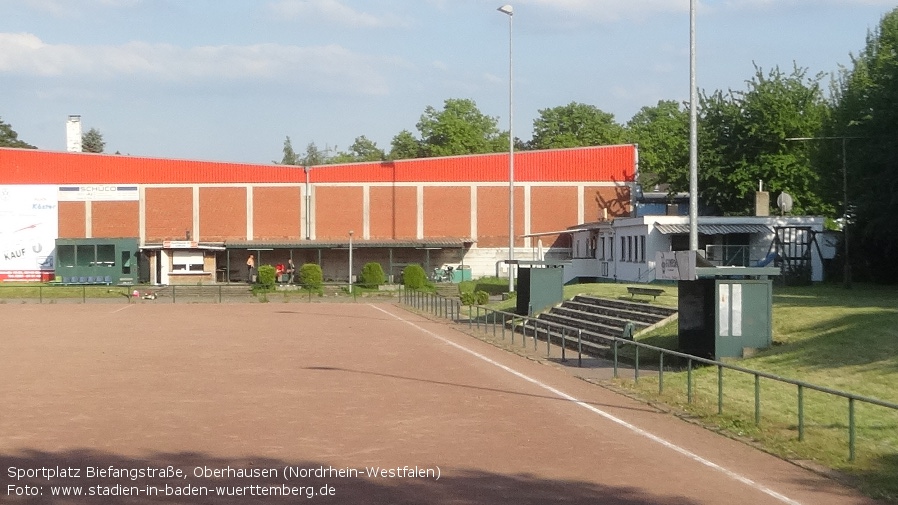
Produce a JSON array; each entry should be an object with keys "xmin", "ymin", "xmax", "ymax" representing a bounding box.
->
[
  {"xmin": 658, "ymin": 251, "xmax": 779, "ymax": 360},
  {"xmin": 55, "ymin": 238, "xmax": 140, "ymax": 285}
]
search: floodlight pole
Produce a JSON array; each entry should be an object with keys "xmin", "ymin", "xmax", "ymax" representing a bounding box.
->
[
  {"xmin": 688, "ymin": 0, "xmax": 699, "ymax": 253},
  {"xmin": 498, "ymin": 4, "xmax": 515, "ymax": 293}
]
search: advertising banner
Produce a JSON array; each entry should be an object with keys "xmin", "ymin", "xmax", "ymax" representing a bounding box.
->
[{"xmin": 0, "ymin": 186, "xmax": 59, "ymax": 281}]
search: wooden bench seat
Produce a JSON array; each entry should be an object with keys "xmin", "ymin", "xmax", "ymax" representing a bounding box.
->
[{"xmin": 626, "ymin": 286, "xmax": 665, "ymax": 300}]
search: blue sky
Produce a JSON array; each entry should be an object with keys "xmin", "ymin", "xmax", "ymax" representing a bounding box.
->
[{"xmin": 1, "ymin": 0, "xmax": 894, "ymax": 164}]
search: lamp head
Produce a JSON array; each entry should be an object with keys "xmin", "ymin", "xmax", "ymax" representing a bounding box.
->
[{"xmin": 497, "ymin": 4, "xmax": 513, "ymax": 16}]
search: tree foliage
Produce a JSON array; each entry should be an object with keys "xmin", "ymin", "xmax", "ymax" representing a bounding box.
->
[
  {"xmin": 625, "ymin": 100, "xmax": 689, "ymax": 187},
  {"xmin": 402, "ymin": 264, "xmax": 427, "ymax": 289},
  {"xmin": 690, "ymin": 65, "xmax": 830, "ymax": 215},
  {"xmin": 389, "ymin": 130, "xmax": 422, "ymax": 160},
  {"xmin": 360, "ymin": 262, "xmax": 386, "ymax": 286},
  {"xmin": 280, "ymin": 136, "xmax": 299, "ymax": 165},
  {"xmin": 0, "ymin": 117, "xmax": 35, "ymax": 149},
  {"xmin": 300, "ymin": 141, "xmax": 326, "ymax": 166},
  {"xmin": 299, "ymin": 263, "xmax": 323, "ymax": 289},
  {"xmin": 529, "ymin": 102, "xmax": 625, "ymax": 150},
  {"xmin": 829, "ymin": 7, "xmax": 898, "ymax": 282},
  {"xmin": 330, "ymin": 136, "xmax": 385, "ymax": 163},
  {"xmin": 416, "ymin": 98, "xmax": 504, "ymax": 157},
  {"xmin": 82, "ymin": 127, "xmax": 106, "ymax": 153}
]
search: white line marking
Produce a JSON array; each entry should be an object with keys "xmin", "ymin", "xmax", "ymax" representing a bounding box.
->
[
  {"xmin": 111, "ymin": 304, "xmax": 133, "ymax": 313},
  {"xmin": 371, "ymin": 304, "xmax": 803, "ymax": 505}
]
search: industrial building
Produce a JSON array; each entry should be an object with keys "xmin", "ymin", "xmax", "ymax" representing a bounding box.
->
[{"xmin": 0, "ymin": 144, "xmax": 637, "ymax": 284}]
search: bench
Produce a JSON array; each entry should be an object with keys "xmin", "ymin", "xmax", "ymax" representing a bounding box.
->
[{"xmin": 627, "ymin": 286, "xmax": 665, "ymax": 301}]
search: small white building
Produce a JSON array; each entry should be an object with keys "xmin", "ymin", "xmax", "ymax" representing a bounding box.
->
[{"xmin": 554, "ymin": 215, "xmax": 834, "ymax": 284}]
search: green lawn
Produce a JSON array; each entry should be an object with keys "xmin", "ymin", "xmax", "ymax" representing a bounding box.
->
[
  {"xmin": 612, "ymin": 283, "xmax": 898, "ymax": 503},
  {"xmin": 466, "ymin": 280, "xmax": 898, "ymax": 501}
]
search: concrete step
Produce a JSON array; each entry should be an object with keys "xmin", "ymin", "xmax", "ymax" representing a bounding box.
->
[
  {"xmin": 562, "ymin": 300, "xmax": 668, "ymax": 326},
  {"xmin": 550, "ymin": 306, "xmax": 650, "ymax": 332},
  {"xmin": 571, "ymin": 295, "xmax": 677, "ymax": 318}
]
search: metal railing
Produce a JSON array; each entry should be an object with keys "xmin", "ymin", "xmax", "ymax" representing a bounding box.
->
[
  {"xmin": 0, "ymin": 282, "xmax": 404, "ymax": 304},
  {"xmin": 400, "ymin": 289, "xmax": 898, "ymax": 462}
]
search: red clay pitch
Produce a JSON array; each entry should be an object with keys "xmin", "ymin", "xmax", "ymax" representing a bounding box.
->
[{"xmin": 0, "ymin": 302, "xmax": 885, "ymax": 504}]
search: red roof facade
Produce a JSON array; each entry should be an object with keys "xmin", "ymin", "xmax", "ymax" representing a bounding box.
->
[{"xmin": 0, "ymin": 145, "xmax": 636, "ymax": 185}]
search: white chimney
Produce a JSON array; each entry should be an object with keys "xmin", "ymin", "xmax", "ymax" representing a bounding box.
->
[{"xmin": 66, "ymin": 115, "xmax": 83, "ymax": 152}]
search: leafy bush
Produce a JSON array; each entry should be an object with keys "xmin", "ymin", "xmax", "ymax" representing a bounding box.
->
[
  {"xmin": 299, "ymin": 263, "xmax": 323, "ymax": 289},
  {"xmin": 361, "ymin": 262, "xmax": 386, "ymax": 287},
  {"xmin": 458, "ymin": 280, "xmax": 475, "ymax": 294},
  {"xmin": 460, "ymin": 290, "xmax": 491, "ymax": 306},
  {"xmin": 403, "ymin": 264, "xmax": 427, "ymax": 289},
  {"xmin": 257, "ymin": 264, "xmax": 276, "ymax": 288}
]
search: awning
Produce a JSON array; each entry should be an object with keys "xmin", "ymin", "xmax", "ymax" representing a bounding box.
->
[
  {"xmin": 522, "ymin": 228, "xmax": 586, "ymax": 238},
  {"xmin": 220, "ymin": 238, "xmax": 473, "ymax": 249},
  {"xmin": 653, "ymin": 223, "xmax": 771, "ymax": 235}
]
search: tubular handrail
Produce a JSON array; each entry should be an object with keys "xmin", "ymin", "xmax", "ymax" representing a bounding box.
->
[{"xmin": 400, "ymin": 288, "xmax": 898, "ymax": 462}]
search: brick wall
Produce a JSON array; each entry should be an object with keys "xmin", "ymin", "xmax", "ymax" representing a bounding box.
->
[
  {"xmin": 145, "ymin": 187, "xmax": 193, "ymax": 242},
  {"xmin": 476, "ymin": 186, "xmax": 524, "ymax": 247},
  {"xmin": 423, "ymin": 186, "xmax": 471, "ymax": 239},
  {"xmin": 92, "ymin": 201, "xmax": 139, "ymax": 238},
  {"xmin": 253, "ymin": 186, "xmax": 301, "ymax": 240},
  {"xmin": 369, "ymin": 186, "xmax": 416, "ymax": 239},
  {"xmin": 58, "ymin": 201, "xmax": 85, "ymax": 238},
  {"xmin": 531, "ymin": 186, "xmax": 578, "ymax": 248},
  {"xmin": 315, "ymin": 186, "xmax": 363, "ymax": 240},
  {"xmin": 199, "ymin": 187, "xmax": 247, "ymax": 241}
]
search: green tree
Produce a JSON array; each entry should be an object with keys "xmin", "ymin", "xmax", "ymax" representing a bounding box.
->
[
  {"xmin": 389, "ymin": 130, "xmax": 422, "ymax": 160},
  {"xmin": 279, "ymin": 136, "xmax": 299, "ymax": 165},
  {"xmin": 688, "ymin": 65, "xmax": 830, "ymax": 215},
  {"xmin": 828, "ymin": 7, "xmax": 898, "ymax": 282},
  {"xmin": 300, "ymin": 141, "xmax": 326, "ymax": 166},
  {"xmin": 529, "ymin": 102, "xmax": 625, "ymax": 150},
  {"xmin": 330, "ymin": 136, "xmax": 386, "ymax": 163},
  {"xmin": 0, "ymin": 117, "xmax": 35, "ymax": 149},
  {"xmin": 416, "ymin": 98, "xmax": 504, "ymax": 157},
  {"xmin": 347, "ymin": 136, "xmax": 384, "ymax": 162},
  {"xmin": 624, "ymin": 100, "xmax": 689, "ymax": 188},
  {"xmin": 82, "ymin": 127, "xmax": 105, "ymax": 153}
]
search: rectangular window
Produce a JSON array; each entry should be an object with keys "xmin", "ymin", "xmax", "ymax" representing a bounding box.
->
[
  {"xmin": 76, "ymin": 245, "xmax": 94, "ymax": 267},
  {"xmin": 620, "ymin": 237, "xmax": 625, "ymax": 261},
  {"xmin": 172, "ymin": 251, "xmax": 205, "ymax": 271},
  {"xmin": 57, "ymin": 245, "xmax": 75, "ymax": 268},
  {"xmin": 627, "ymin": 236, "xmax": 633, "ymax": 262},
  {"xmin": 97, "ymin": 244, "xmax": 115, "ymax": 267},
  {"xmin": 121, "ymin": 251, "xmax": 132, "ymax": 275},
  {"xmin": 640, "ymin": 236, "xmax": 646, "ymax": 263}
]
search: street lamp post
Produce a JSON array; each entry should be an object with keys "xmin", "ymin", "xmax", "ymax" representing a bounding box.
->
[
  {"xmin": 688, "ymin": 0, "xmax": 699, "ymax": 253},
  {"xmin": 348, "ymin": 230, "xmax": 354, "ymax": 294},
  {"xmin": 498, "ymin": 4, "xmax": 515, "ymax": 293},
  {"xmin": 786, "ymin": 136, "xmax": 854, "ymax": 288}
]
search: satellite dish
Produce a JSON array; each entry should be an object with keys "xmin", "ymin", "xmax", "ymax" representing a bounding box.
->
[{"xmin": 777, "ymin": 192, "xmax": 794, "ymax": 214}]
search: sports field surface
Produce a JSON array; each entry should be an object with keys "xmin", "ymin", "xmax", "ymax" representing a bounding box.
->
[{"xmin": 1, "ymin": 303, "xmax": 886, "ymax": 504}]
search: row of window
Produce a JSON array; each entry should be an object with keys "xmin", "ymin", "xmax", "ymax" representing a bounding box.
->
[
  {"xmin": 57, "ymin": 244, "xmax": 133, "ymax": 274},
  {"xmin": 591, "ymin": 235, "xmax": 647, "ymax": 263}
]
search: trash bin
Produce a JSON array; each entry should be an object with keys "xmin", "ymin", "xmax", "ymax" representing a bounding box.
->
[{"xmin": 451, "ymin": 265, "xmax": 472, "ymax": 283}]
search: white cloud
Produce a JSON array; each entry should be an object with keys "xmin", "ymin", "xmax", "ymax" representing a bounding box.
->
[
  {"xmin": 266, "ymin": 0, "xmax": 410, "ymax": 28},
  {"xmin": 0, "ymin": 33, "xmax": 394, "ymax": 95}
]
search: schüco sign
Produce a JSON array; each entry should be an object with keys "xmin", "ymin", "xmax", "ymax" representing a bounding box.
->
[{"xmin": 57, "ymin": 185, "xmax": 139, "ymax": 202}]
